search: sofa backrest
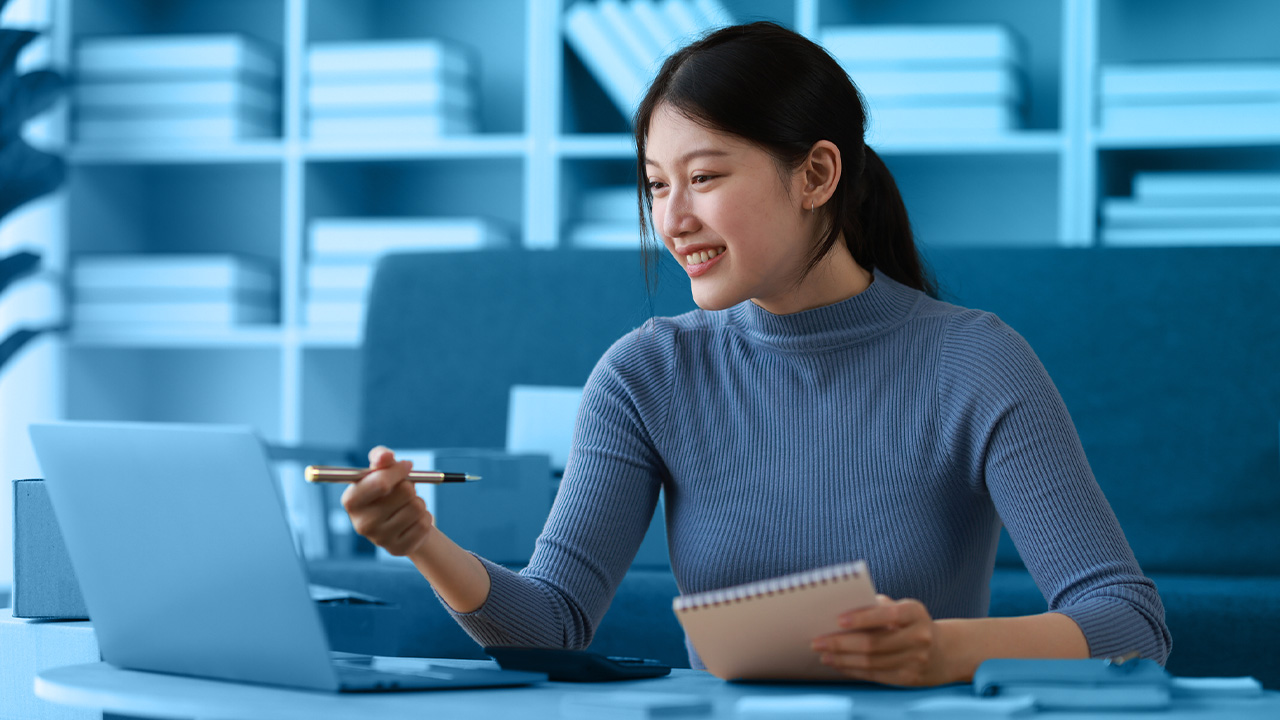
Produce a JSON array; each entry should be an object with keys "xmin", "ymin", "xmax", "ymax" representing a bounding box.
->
[
  {"xmin": 927, "ymin": 246, "xmax": 1280, "ymax": 576},
  {"xmin": 362, "ymin": 249, "xmax": 696, "ymax": 450},
  {"xmin": 363, "ymin": 247, "xmax": 1280, "ymax": 577}
]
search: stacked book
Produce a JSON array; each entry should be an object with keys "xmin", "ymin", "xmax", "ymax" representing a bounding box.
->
[
  {"xmin": 1100, "ymin": 172, "xmax": 1280, "ymax": 246},
  {"xmin": 564, "ymin": 0, "xmax": 734, "ymax": 120},
  {"xmin": 820, "ymin": 25, "xmax": 1024, "ymax": 138},
  {"xmin": 74, "ymin": 35, "xmax": 279, "ymax": 143},
  {"xmin": 72, "ymin": 255, "xmax": 277, "ymax": 330},
  {"xmin": 1099, "ymin": 62, "xmax": 1280, "ymax": 137},
  {"xmin": 568, "ymin": 185, "xmax": 641, "ymax": 249},
  {"xmin": 306, "ymin": 40, "xmax": 476, "ymax": 141},
  {"xmin": 305, "ymin": 217, "xmax": 511, "ymax": 326}
]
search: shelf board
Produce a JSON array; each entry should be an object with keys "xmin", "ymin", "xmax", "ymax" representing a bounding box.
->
[
  {"xmin": 871, "ymin": 131, "xmax": 1063, "ymax": 156},
  {"xmin": 556, "ymin": 134, "xmax": 635, "ymax": 158},
  {"xmin": 303, "ymin": 134, "xmax": 528, "ymax": 161},
  {"xmin": 68, "ymin": 326, "xmax": 285, "ymax": 349},
  {"xmin": 554, "ymin": 132, "xmax": 1063, "ymax": 159},
  {"xmin": 68, "ymin": 140, "xmax": 287, "ymax": 165},
  {"xmin": 1094, "ymin": 131, "xmax": 1280, "ymax": 150},
  {"xmin": 297, "ymin": 327, "xmax": 362, "ymax": 348}
]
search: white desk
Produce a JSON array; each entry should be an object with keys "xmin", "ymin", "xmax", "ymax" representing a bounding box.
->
[{"xmin": 35, "ymin": 661, "xmax": 1280, "ymax": 720}]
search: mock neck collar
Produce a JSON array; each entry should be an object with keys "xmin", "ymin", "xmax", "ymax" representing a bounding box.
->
[{"xmin": 725, "ymin": 267, "xmax": 922, "ymax": 352}]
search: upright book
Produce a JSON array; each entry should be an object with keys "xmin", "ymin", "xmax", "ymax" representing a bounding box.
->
[{"xmin": 673, "ymin": 560, "xmax": 876, "ymax": 681}]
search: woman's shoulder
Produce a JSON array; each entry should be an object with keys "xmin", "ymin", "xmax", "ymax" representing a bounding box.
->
[
  {"xmin": 916, "ymin": 295, "xmax": 1049, "ymax": 388},
  {"xmin": 607, "ymin": 307, "xmax": 721, "ymax": 354},
  {"xmin": 914, "ymin": 293, "xmax": 1023, "ymax": 344}
]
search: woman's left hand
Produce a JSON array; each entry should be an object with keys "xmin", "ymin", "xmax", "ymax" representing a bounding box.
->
[{"xmin": 810, "ymin": 594, "xmax": 951, "ymax": 687}]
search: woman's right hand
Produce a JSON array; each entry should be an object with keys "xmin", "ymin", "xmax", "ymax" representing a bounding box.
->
[{"xmin": 341, "ymin": 446, "xmax": 436, "ymax": 557}]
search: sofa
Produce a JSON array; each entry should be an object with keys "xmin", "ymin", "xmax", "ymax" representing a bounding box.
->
[{"xmin": 307, "ymin": 246, "xmax": 1280, "ymax": 688}]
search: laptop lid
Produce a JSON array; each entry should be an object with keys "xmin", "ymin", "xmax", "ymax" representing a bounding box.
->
[{"xmin": 29, "ymin": 421, "xmax": 342, "ymax": 692}]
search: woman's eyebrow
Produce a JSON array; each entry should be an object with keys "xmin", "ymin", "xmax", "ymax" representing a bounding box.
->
[{"xmin": 644, "ymin": 148, "xmax": 731, "ymax": 169}]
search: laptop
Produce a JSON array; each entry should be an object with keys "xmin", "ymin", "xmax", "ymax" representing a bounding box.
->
[{"xmin": 28, "ymin": 421, "xmax": 545, "ymax": 692}]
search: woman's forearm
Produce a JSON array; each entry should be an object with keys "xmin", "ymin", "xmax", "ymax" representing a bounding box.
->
[
  {"xmin": 407, "ymin": 527, "xmax": 492, "ymax": 613},
  {"xmin": 936, "ymin": 612, "xmax": 1090, "ymax": 684}
]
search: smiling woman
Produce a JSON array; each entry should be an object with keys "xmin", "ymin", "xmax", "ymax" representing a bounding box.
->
[
  {"xmin": 634, "ymin": 22, "xmax": 931, "ymax": 316},
  {"xmin": 342, "ymin": 21, "xmax": 1172, "ymax": 688}
]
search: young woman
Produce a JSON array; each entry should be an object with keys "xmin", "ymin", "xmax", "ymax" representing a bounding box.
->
[{"xmin": 342, "ymin": 22, "xmax": 1170, "ymax": 687}]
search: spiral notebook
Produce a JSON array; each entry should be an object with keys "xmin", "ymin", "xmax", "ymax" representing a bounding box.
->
[{"xmin": 673, "ymin": 560, "xmax": 877, "ymax": 681}]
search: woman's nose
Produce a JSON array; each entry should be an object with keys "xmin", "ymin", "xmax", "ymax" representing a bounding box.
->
[{"xmin": 659, "ymin": 191, "xmax": 700, "ymax": 239}]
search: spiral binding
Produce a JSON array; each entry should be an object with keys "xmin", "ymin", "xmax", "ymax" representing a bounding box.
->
[{"xmin": 672, "ymin": 560, "xmax": 868, "ymax": 613}]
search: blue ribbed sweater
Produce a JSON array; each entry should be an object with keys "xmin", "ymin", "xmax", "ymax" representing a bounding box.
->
[{"xmin": 445, "ymin": 267, "xmax": 1172, "ymax": 669}]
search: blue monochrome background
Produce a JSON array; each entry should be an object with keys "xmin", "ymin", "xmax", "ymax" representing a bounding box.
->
[{"xmin": 0, "ymin": 0, "xmax": 1278, "ymax": 695}]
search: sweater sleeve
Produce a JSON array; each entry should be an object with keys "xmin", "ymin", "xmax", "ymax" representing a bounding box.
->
[
  {"xmin": 438, "ymin": 321, "xmax": 676, "ymax": 649},
  {"xmin": 937, "ymin": 310, "xmax": 1172, "ymax": 665}
]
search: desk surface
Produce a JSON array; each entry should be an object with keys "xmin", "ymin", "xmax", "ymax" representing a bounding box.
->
[{"xmin": 36, "ymin": 661, "xmax": 1280, "ymax": 720}]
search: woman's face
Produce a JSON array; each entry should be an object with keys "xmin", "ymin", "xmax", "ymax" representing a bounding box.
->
[{"xmin": 645, "ymin": 104, "xmax": 816, "ymax": 312}]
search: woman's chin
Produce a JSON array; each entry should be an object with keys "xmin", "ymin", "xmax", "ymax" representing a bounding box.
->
[{"xmin": 691, "ymin": 286, "xmax": 742, "ymax": 312}]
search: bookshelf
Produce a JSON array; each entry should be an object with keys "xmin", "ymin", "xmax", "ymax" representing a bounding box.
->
[{"xmin": 48, "ymin": 0, "xmax": 1280, "ymax": 556}]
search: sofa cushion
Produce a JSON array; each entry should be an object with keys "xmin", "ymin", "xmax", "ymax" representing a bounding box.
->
[
  {"xmin": 990, "ymin": 567, "xmax": 1280, "ymax": 688},
  {"xmin": 307, "ymin": 560, "xmax": 690, "ymax": 666}
]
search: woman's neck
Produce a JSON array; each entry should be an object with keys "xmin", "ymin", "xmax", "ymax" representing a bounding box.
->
[{"xmin": 751, "ymin": 240, "xmax": 873, "ymax": 316}]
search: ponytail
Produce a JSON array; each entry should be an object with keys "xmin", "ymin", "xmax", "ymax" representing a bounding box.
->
[{"xmin": 844, "ymin": 147, "xmax": 937, "ymax": 299}]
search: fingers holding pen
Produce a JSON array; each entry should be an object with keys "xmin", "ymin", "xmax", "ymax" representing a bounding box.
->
[{"xmin": 342, "ymin": 453, "xmax": 414, "ymax": 511}]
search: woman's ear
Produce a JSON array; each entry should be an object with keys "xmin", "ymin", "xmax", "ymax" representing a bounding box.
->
[{"xmin": 802, "ymin": 140, "xmax": 842, "ymax": 211}]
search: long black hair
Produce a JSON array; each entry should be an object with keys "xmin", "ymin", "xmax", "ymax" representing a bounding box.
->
[{"xmin": 634, "ymin": 21, "xmax": 938, "ymax": 300}]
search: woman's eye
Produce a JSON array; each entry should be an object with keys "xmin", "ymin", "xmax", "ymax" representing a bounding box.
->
[
  {"xmin": 692, "ymin": 174, "xmax": 714, "ymax": 184},
  {"xmin": 647, "ymin": 180, "xmax": 667, "ymax": 192}
]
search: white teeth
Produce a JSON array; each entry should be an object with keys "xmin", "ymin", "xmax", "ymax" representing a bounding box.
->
[{"xmin": 686, "ymin": 248, "xmax": 723, "ymax": 265}]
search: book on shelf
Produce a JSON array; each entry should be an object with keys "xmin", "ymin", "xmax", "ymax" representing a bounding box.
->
[
  {"xmin": 1102, "ymin": 200, "xmax": 1280, "ymax": 228},
  {"xmin": 306, "ymin": 112, "xmax": 474, "ymax": 140},
  {"xmin": 76, "ymin": 34, "xmax": 278, "ymax": 80},
  {"xmin": 74, "ymin": 287, "xmax": 274, "ymax": 305},
  {"xmin": 306, "ymin": 263, "xmax": 374, "ymax": 292},
  {"xmin": 819, "ymin": 25, "xmax": 1021, "ymax": 69},
  {"xmin": 1100, "ymin": 101, "xmax": 1280, "ymax": 137},
  {"xmin": 692, "ymin": 0, "xmax": 734, "ymax": 28},
  {"xmin": 631, "ymin": 0, "xmax": 680, "ymax": 55},
  {"xmin": 74, "ymin": 79, "xmax": 279, "ymax": 115},
  {"xmin": 564, "ymin": 1, "xmax": 648, "ymax": 119},
  {"xmin": 303, "ymin": 300, "xmax": 364, "ymax": 326},
  {"xmin": 72, "ymin": 301, "xmax": 276, "ymax": 326},
  {"xmin": 868, "ymin": 104, "xmax": 1018, "ymax": 134},
  {"xmin": 1100, "ymin": 62, "xmax": 1280, "ymax": 102},
  {"xmin": 582, "ymin": 185, "xmax": 638, "ymax": 220},
  {"xmin": 306, "ymin": 287, "xmax": 366, "ymax": 304},
  {"xmin": 76, "ymin": 113, "xmax": 277, "ymax": 142},
  {"xmin": 1132, "ymin": 172, "xmax": 1280, "ymax": 203},
  {"xmin": 845, "ymin": 67, "xmax": 1023, "ymax": 107},
  {"xmin": 307, "ymin": 39, "xmax": 471, "ymax": 79},
  {"xmin": 309, "ymin": 217, "xmax": 511, "ymax": 258},
  {"xmin": 1100, "ymin": 225, "xmax": 1280, "ymax": 247},
  {"xmin": 598, "ymin": 0, "xmax": 664, "ymax": 81},
  {"xmin": 568, "ymin": 222, "xmax": 642, "ymax": 249},
  {"xmin": 658, "ymin": 0, "xmax": 702, "ymax": 37},
  {"xmin": 73, "ymin": 255, "xmax": 276, "ymax": 293},
  {"xmin": 306, "ymin": 79, "xmax": 474, "ymax": 115},
  {"xmin": 565, "ymin": 0, "xmax": 734, "ymax": 121}
]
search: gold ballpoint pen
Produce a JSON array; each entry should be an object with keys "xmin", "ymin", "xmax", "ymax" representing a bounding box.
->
[{"xmin": 304, "ymin": 465, "xmax": 481, "ymax": 484}]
